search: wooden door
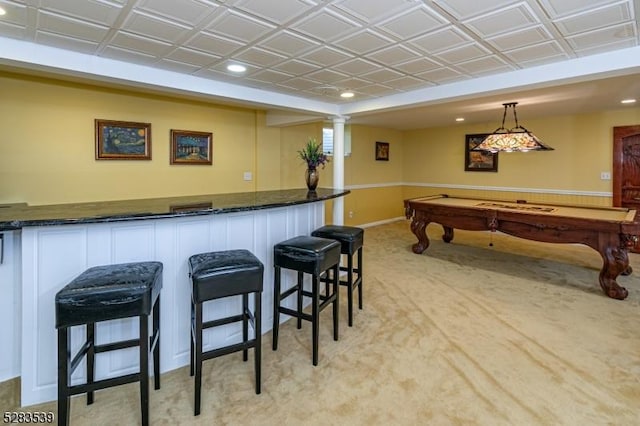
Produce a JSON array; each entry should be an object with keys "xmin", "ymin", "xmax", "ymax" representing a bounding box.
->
[{"xmin": 613, "ymin": 125, "xmax": 640, "ymax": 209}]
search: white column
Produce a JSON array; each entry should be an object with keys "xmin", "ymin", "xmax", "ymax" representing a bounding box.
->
[{"xmin": 331, "ymin": 115, "xmax": 348, "ymax": 225}]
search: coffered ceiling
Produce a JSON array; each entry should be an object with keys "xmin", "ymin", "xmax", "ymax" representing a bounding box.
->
[{"xmin": 0, "ymin": 0, "xmax": 639, "ymax": 129}]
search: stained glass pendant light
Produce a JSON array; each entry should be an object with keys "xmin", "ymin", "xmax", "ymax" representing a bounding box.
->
[{"xmin": 473, "ymin": 102, "xmax": 553, "ymax": 153}]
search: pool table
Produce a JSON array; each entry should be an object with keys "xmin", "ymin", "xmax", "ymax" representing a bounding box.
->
[{"xmin": 403, "ymin": 194, "xmax": 640, "ymax": 300}]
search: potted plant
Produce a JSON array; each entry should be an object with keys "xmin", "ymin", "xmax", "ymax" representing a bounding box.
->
[{"xmin": 298, "ymin": 138, "xmax": 329, "ymax": 190}]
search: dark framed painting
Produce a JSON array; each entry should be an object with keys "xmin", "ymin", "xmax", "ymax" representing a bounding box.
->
[
  {"xmin": 375, "ymin": 141, "xmax": 389, "ymax": 161},
  {"xmin": 465, "ymin": 133, "xmax": 498, "ymax": 172},
  {"xmin": 95, "ymin": 119, "xmax": 151, "ymax": 160},
  {"xmin": 170, "ymin": 129, "xmax": 213, "ymax": 165}
]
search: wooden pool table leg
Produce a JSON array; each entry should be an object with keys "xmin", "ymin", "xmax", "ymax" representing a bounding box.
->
[
  {"xmin": 598, "ymin": 240, "xmax": 630, "ymax": 300},
  {"xmin": 410, "ymin": 218, "xmax": 430, "ymax": 254},
  {"xmin": 442, "ymin": 226, "xmax": 454, "ymax": 243}
]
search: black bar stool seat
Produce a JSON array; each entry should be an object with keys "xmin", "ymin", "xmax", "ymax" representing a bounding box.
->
[
  {"xmin": 55, "ymin": 261, "xmax": 163, "ymax": 426},
  {"xmin": 189, "ymin": 249, "xmax": 263, "ymax": 416},
  {"xmin": 272, "ymin": 235, "xmax": 341, "ymax": 365},
  {"xmin": 312, "ymin": 225, "xmax": 364, "ymax": 326}
]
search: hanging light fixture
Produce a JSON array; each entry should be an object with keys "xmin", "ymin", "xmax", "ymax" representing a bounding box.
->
[{"xmin": 473, "ymin": 102, "xmax": 553, "ymax": 153}]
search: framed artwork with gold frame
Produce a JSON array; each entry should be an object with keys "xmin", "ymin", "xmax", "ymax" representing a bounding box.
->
[
  {"xmin": 95, "ymin": 119, "xmax": 151, "ymax": 160},
  {"xmin": 170, "ymin": 129, "xmax": 213, "ymax": 165}
]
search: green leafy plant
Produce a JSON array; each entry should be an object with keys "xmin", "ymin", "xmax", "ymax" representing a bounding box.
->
[{"xmin": 298, "ymin": 137, "xmax": 329, "ymax": 169}]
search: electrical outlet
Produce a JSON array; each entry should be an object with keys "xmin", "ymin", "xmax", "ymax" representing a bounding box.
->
[
  {"xmin": 600, "ymin": 172, "xmax": 611, "ymax": 180},
  {"xmin": 348, "ymin": 211, "xmax": 354, "ymax": 218},
  {"xmin": 243, "ymin": 171, "xmax": 252, "ymax": 181}
]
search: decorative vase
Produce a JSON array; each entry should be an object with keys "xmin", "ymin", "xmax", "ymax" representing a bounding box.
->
[{"xmin": 305, "ymin": 167, "xmax": 319, "ymax": 190}]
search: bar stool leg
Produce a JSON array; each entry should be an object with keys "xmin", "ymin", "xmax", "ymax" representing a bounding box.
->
[
  {"xmin": 357, "ymin": 247, "xmax": 363, "ymax": 310},
  {"xmin": 242, "ymin": 293, "xmax": 249, "ymax": 361},
  {"xmin": 272, "ymin": 266, "xmax": 281, "ymax": 351},
  {"xmin": 194, "ymin": 302, "xmax": 203, "ymax": 416},
  {"xmin": 296, "ymin": 271, "xmax": 303, "ymax": 329},
  {"xmin": 153, "ymin": 295, "xmax": 161, "ymax": 390},
  {"xmin": 347, "ymin": 254, "xmax": 354, "ymax": 327},
  {"xmin": 254, "ymin": 291, "xmax": 262, "ymax": 394},
  {"xmin": 311, "ymin": 274, "xmax": 320, "ymax": 366},
  {"xmin": 139, "ymin": 314, "xmax": 149, "ymax": 426},
  {"xmin": 87, "ymin": 322, "xmax": 95, "ymax": 404},
  {"xmin": 332, "ymin": 264, "xmax": 339, "ymax": 340},
  {"xmin": 190, "ymin": 295, "xmax": 195, "ymax": 377},
  {"xmin": 57, "ymin": 327, "xmax": 70, "ymax": 426}
]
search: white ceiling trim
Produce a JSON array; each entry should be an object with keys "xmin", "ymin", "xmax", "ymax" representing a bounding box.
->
[{"xmin": 0, "ymin": 36, "xmax": 338, "ymax": 116}]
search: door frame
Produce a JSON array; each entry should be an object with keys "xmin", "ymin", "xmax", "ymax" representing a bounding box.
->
[{"xmin": 612, "ymin": 125, "xmax": 640, "ymax": 206}]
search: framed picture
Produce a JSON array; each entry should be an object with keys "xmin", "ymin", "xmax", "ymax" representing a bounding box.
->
[
  {"xmin": 375, "ymin": 141, "xmax": 389, "ymax": 161},
  {"xmin": 170, "ymin": 129, "xmax": 213, "ymax": 165},
  {"xmin": 95, "ymin": 119, "xmax": 151, "ymax": 160},
  {"xmin": 465, "ymin": 133, "xmax": 498, "ymax": 172}
]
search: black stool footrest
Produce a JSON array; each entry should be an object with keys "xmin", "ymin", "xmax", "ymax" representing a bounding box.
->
[
  {"xmin": 202, "ymin": 339, "xmax": 257, "ymax": 362},
  {"xmin": 94, "ymin": 338, "xmax": 140, "ymax": 353},
  {"xmin": 67, "ymin": 373, "xmax": 140, "ymax": 397},
  {"xmin": 278, "ymin": 306, "xmax": 312, "ymax": 322}
]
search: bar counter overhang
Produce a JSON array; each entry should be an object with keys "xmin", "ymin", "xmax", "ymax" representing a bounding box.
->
[{"xmin": 0, "ymin": 188, "xmax": 349, "ymax": 406}]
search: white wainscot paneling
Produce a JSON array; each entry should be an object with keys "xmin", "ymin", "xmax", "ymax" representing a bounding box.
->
[
  {"xmin": 0, "ymin": 232, "xmax": 21, "ymax": 382},
  {"xmin": 21, "ymin": 226, "xmax": 88, "ymax": 405}
]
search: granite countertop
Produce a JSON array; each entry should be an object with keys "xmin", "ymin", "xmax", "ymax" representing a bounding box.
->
[{"xmin": 0, "ymin": 188, "xmax": 350, "ymax": 231}]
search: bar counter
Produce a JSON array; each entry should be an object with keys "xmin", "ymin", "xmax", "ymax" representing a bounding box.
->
[
  {"xmin": 0, "ymin": 188, "xmax": 349, "ymax": 230},
  {"xmin": 0, "ymin": 188, "xmax": 349, "ymax": 406}
]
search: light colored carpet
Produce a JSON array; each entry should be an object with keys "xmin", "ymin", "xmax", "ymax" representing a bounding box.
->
[{"xmin": 3, "ymin": 220, "xmax": 640, "ymax": 425}]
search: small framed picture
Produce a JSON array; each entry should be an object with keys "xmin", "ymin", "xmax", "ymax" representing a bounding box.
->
[
  {"xmin": 170, "ymin": 129, "xmax": 213, "ymax": 165},
  {"xmin": 95, "ymin": 119, "xmax": 151, "ymax": 160},
  {"xmin": 465, "ymin": 133, "xmax": 498, "ymax": 172},
  {"xmin": 375, "ymin": 141, "xmax": 389, "ymax": 161}
]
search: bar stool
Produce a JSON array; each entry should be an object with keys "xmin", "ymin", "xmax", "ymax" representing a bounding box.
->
[
  {"xmin": 188, "ymin": 249, "xmax": 263, "ymax": 416},
  {"xmin": 272, "ymin": 235, "xmax": 341, "ymax": 365},
  {"xmin": 55, "ymin": 261, "xmax": 163, "ymax": 426},
  {"xmin": 312, "ymin": 225, "xmax": 364, "ymax": 326}
]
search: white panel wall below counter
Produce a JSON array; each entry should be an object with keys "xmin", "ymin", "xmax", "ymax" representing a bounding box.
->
[
  {"xmin": 19, "ymin": 203, "xmax": 324, "ymax": 406},
  {"xmin": 0, "ymin": 231, "xmax": 21, "ymax": 382}
]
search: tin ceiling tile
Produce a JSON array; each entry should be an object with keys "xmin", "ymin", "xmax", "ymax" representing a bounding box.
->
[
  {"xmin": 137, "ymin": 0, "xmax": 217, "ymax": 26},
  {"xmin": 377, "ymin": 6, "xmax": 447, "ymax": 39},
  {"xmin": 553, "ymin": 2, "xmax": 633, "ymax": 36},
  {"xmin": 236, "ymin": 0, "xmax": 315, "ymax": 25},
  {"xmin": 258, "ymin": 30, "xmax": 320, "ymax": 56},
  {"xmin": 205, "ymin": 10, "xmax": 275, "ymax": 44},
  {"xmin": 487, "ymin": 26, "xmax": 553, "ymax": 51}
]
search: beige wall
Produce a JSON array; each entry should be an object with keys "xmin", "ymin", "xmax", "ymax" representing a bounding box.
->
[
  {"xmin": 2, "ymin": 71, "xmax": 639, "ymax": 225},
  {"xmin": 279, "ymin": 122, "xmax": 324, "ymax": 189},
  {"xmin": 402, "ymin": 110, "xmax": 640, "ymax": 193},
  {"xmin": 0, "ymin": 72, "xmax": 282, "ymax": 205},
  {"xmin": 342, "ymin": 125, "xmax": 405, "ymax": 224}
]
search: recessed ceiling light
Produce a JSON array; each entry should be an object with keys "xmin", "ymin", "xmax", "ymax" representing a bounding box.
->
[
  {"xmin": 455, "ymin": 117, "xmax": 465, "ymax": 122},
  {"xmin": 227, "ymin": 64, "xmax": 246, "ymax": 73},
  {"xmin": 340, "ymin": 91, "xmax": 354, "ymax": 98},
  {"xmin": 0, "ymin": 7, "xmax": 6, "ymax": 16},
  {"xmin": 621, "ymin": 98, "xmax": 636, "ymax": 104}
]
